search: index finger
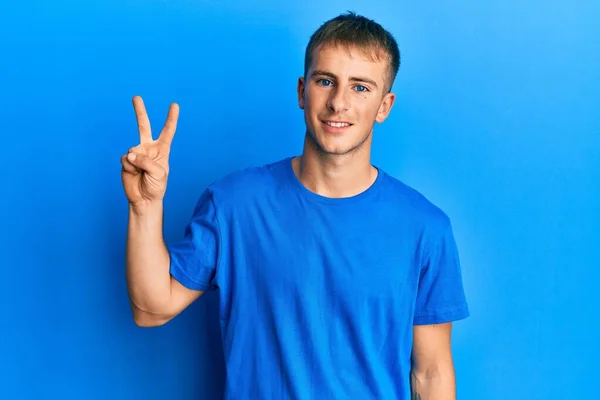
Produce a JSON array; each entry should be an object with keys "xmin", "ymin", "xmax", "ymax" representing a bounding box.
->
[
  {"xmin": 158, "ymin": 102, "xmax": 180, "ymax": 146},
  {"xmin": 132, "ymin": 96, "xmax": 153, "ymax": 143}
]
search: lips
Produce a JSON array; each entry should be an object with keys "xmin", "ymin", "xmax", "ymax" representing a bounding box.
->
[
  {"xmin": 322, "ymin": 120, "xmax": 353, "ymax": 128},
  {"xmin": 321, "ymin": 119, "xmax": 353, "ymax": 134}
]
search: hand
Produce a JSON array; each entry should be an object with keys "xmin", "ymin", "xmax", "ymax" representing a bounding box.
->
[{"xmin": 121, "ymin": 96, "xmax": 179, "ymax": 208}]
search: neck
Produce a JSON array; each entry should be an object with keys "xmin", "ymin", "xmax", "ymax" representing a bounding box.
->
[{"xmin": 292, "ymin": 136, "xmax": 377, "ymax": 199}]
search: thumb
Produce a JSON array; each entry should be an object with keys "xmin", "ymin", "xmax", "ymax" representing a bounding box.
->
[{"xmin": 126, "ymin": 152, "xmax": 166, "ymax": 179}]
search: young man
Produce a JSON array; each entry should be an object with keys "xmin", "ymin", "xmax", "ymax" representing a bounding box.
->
[{"xmin": 121, "ymin": 12, "xmax": 469, "ymax": 400}]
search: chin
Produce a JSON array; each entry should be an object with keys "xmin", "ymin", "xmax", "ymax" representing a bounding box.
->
[{"xmin": 308, "ymin": 128, "xmax": 369, "ymax": 156}]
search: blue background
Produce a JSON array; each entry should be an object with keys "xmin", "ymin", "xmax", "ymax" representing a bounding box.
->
[{"xmin": 2, "ymin": 0, "xmax": 598, "ymax": 399}]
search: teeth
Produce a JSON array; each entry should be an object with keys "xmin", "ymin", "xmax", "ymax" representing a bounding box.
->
[{"xmin": 326, "ymin": 121, "xmax": 350, "ymax": 128}]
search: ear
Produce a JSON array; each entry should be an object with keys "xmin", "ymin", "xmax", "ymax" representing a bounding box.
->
[
  {"xmin": 375, "ymin": 92, "xmax": 396, "ymax": 123},
  {"xmin": 297, "ymin": 77, "xmax": 306, "ymax": 110}
]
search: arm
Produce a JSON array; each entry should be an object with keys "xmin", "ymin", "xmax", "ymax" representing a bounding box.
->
[
  {"xmin": 411, "ymin": 216, "xmax": 470, "ymax": 397},
  {"xmin": 122, "ymin": 96, "xmax": 204, "ymax": 327},
  {"xmin": 410, "ymin": 322, "xmax": 456, "ymax": 400},
  {"xmin": 126, "ymin": 202, "xmax": 203, "ymax": 327}
]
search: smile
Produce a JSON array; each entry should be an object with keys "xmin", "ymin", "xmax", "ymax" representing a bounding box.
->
[{"xmin": 324, "ymin": 121, "xmax": 352, "ymax": 128}]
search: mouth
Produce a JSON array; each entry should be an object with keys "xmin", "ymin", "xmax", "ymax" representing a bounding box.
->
[{"xmin": 321, "ymin": 120, "xmax": 353, "ymax": 133}]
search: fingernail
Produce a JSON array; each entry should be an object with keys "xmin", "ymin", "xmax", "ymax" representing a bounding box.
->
[{"xmin": 128, "ymin": 153, "xmax": 136, "ymax": 162}]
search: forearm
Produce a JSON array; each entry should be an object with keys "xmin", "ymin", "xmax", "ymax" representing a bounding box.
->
[
  {"xmin": 410, "ymin": 367, "xmax": 456, "ymax": 400},
  {"xmin": 126, "ymin": 202, "xmax": 172, "ymax": 314}
]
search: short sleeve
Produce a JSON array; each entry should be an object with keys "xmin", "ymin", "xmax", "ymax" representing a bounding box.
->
[
  {"xmin": 168, "ymin": 188, "xmax": 221, "ymax": 291},
  {"xmin": 413, "ymin": 217, "xmax": 470, "ymax": 325}
]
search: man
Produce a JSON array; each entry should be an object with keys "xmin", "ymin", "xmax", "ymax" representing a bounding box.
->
[{"xmin": 121, "ymin": 12, "xmax": 469, "ymax": 400}]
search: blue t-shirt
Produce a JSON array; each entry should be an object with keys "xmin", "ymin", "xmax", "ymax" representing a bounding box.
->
[{"xmin": 168, "ymin": 156, "xmax": 469, "ymax": 399}]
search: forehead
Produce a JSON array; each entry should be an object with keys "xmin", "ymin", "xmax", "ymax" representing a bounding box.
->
[{"xmin": 308, "ymin": 43, "xmax": 388, "ymax": 82}]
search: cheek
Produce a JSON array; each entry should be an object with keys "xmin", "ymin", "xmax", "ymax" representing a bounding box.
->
[
  {"xmin": 306, "ymin": 87, "xmax": 328, "ymax": 107},
  {"xmin": 355, "ymin": 100, "xmax": 379, "ymax": 120},
  {"xmin": 367, "ymin": 100, "xmax": 384, "ymax": 118}
]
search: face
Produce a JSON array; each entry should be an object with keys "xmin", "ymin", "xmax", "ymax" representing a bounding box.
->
[{"xmin": 297, "ymin": 44, "xmax": 396, "ymax": 157}]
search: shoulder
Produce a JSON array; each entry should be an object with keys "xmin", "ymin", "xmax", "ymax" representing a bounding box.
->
[
  {"xmin": 377, "ymin": 170, "xmax": 452, "ymax": 232},
  {"xmin": 377, "ymin": 171, "xmax": 459, "ymax": 266},
  {"xmin": 203, "ymin": 157, "xmax": 290, "ymax": 208}
]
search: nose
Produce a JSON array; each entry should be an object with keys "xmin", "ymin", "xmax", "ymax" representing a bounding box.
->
[{"xmin": 327, "ymin": 87, "xmax": 350, "ymax": 113}]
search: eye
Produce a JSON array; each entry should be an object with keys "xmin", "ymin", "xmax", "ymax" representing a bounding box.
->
[
  {"xmin": 355, "ymin": 85, "xmax": 369, "ymax": 92},
  {"xmin": 317, "ymin": 79, "xmax": 333, "ymax": 87}
]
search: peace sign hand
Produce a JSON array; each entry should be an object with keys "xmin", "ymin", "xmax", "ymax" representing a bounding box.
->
[{"xmin": 121, "ymin": 96, "xmax": 180, "ymax": 209}]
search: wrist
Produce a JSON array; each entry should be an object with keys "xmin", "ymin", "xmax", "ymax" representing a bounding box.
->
[{"xmin": 129, "ymin": 200, "xmax": 163, "ymax": 217}]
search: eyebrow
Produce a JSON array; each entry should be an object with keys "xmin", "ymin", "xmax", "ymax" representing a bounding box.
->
[{"xmin": 310, "ymin": 70, "xmax": 379, "ymax": 89}]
